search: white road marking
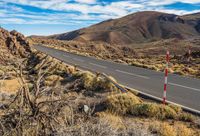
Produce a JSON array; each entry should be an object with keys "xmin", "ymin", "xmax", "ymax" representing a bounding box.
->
[
  {"xmin": 63, "ymin": 54, "xmax": 70, "ymax": 58},
  {"xmin": 116, "ymin": 69, "xmax": 150, "ymax": 79},
  {"xmin": 168, "ymin": 82, "xmax": 200, "ymax": 92},
  {"xmin": 73, "ymin": 58, "xmax": 84, "ymax": 62},
  {"xmin": 89, "ymin": 63, "xmax": 107, "ymax": 69}
]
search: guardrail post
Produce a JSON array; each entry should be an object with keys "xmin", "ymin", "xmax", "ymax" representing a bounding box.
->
[{"xmin": 163, "ymin": 51, "xmax": 169, "ymax": 105}]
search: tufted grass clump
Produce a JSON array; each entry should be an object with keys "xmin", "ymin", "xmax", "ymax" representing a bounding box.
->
[
  {"xmin": 74, "ymin": 71, "xmax": 118, "ymax": 92},
  {"xmin": 179, "ymin": 113, "xmax": 195, "ymax": 122},
  {"xmin": 131, "ymin": 103, "xmax": 178, "ymax": 119},
  {"xmin": 44, "ymin": 75, "xmax": 63, "ymax": 86},
  {"xmin": 106, "ymin": 93, "xmax": 141, "ymax": 115},
  {"xmin": 149, "ymin": 122, "xmax": 177, "ymax": 136}
]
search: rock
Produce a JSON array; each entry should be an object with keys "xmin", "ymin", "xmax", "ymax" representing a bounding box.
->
[
  {"xmin": 83, "ymin": 105, "xmax": 90, "ymax": 114},
  {"xmin": 0, "ymin": 27, "xmax": 31, "ymax": 57}
]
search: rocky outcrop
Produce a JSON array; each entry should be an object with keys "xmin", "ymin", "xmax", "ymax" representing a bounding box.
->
[{"xmin": 0, "ymin": 28, "xmax": 31, "ymax": 57}]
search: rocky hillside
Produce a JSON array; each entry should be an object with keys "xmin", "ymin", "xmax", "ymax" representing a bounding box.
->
[
  {"xmin": 0, "ymin": 27, "xmax": 31, "ymax": 58},
  {"xmin": 49, "ymin": 11, "xmax": 200, "ymax": 45}
]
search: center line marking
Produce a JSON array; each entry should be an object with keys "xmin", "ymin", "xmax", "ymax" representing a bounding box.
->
[
  {"xmin": 116, "ymin": 69, "xmax": 150, "ymax": 79},
  {"xmin": 168, "ymin": 82, "xmax": 200, "ymax": 92},
  {"xmin": 89, "ymin": 63, "xmax": 107, "ymax": 68},
  {"xmin": 73, "ymin": 58, "xmax": 84, "ymax": 62}
]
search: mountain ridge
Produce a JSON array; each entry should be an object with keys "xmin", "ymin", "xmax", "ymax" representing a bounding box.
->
[{"xmin": 47, "ymin": 11, "xmax": 200, "ymax": 45}]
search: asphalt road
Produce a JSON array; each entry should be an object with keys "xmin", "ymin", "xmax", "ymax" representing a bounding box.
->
[{"xmin": 34, "ymin": 45, "xmax": 200, "ymax": 113}]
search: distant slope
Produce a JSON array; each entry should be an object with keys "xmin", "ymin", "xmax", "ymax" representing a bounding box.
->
[{"xmin": 48, "ymin": 11, "xmax": 200, "ymax": 44}]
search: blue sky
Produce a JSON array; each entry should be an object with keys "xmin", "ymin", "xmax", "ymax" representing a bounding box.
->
[{"xmin": 0, "ymin": 0, "xmax": 200, "ymax": 36}]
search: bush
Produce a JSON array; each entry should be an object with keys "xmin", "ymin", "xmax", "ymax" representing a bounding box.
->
[
  {"xmin": 106, "ymin": 93, "xmax": 141, "ymax": 115},
  {"xmin": 168, "ymin": 104, "xmax": 182, "ymax": 113},
  {"xmin": 175, "ymin": 123, "xmax": 194, "ymax": 136},
  {"xmin": 149, "ymin": 122, "xmax": 177, "ymax": 136},
  {"xmin": 75, "ymin": 71, "xmax": 118, "ymax": 92},
  {"xmin": 44, "ymin": 75, "xmax": 63, "ymax": 86},
  {"xmin": 179, "ymin": 113, "xmax": 195, "ymax": 122},
  {"xmin": 131, "ymin": 103, "xmax": 177, "ymax": 119},
  {"xmin": 79, "ymin": 71, "xmax": 96, "ymax": 90}
]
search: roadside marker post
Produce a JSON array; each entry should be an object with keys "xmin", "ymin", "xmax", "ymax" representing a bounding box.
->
[{"xmin": 163, "ymin": 51, "xmax": 170, "ymax": 105}]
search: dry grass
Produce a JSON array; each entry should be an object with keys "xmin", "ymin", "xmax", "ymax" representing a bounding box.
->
[
  {"xmin": 106, "ymin": 93, "xmax": 141, "ymax": 115},
  {"xmin": 105, "ymin": 93, "xmax": 196, "ymax": 121},
  {"xmin": 178, "ymin": 113, "xmax": 195, "ymax": 122},
  {"xmin": 150, "ymin": 122, "xmax": 177, "ymax": 136},
  {"xmin": 74, "ymin": 71, "xmax": 118, "ymax": 92},
  {"xmin": 44, "ymin": 75, "xmax": 63, "ymax": 86},
  {"xmin": 149, "ymin": 121, "xmax": 196, "ymax": 136},
  {"xmin": 97, "ymin": 112, "xmax": 125, "ymax": 130},
  {"xmin": 131, "ymin": 103, "xmax": 178, "ymax": 119},
  {"xmin": 175, "ymin": 123, "xmax": 194, "ymax": 136},
  {"xmin": 0, "ymin": 78, "xmax": 21, "ymax": 95}
]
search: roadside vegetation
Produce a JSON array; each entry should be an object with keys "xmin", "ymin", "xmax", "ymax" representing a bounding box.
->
[
  {"xmin": 0, "ymin": 28, "xmax": 199, "ymax": 135},
  {"xmin": 30, "ymin": 37, "xmax": 200, "ymax": 78},
  {"xmin": 1, "ymin": 50, "xmax": 200, "ymax": 135}
]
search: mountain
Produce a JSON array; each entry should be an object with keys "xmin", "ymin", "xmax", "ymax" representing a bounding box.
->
[
  {"xmin": 0, "ymin": 27, "xmax": 31, "ymax": 58},
  {"xmin": 48, "ymin": 11, "xmax": 200, "ymax": 45}
]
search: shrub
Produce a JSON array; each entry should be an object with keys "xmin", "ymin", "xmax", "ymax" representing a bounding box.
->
[
  {"xmin": 97, "ymin": 112, "xmax": 124, "ymax": 130},
  {"xmin": 175, "ymin": 123, "xmax": 194, "ymax": 136},
  {"xmin": 149, "ymin": 122, "xmax": 177, "ymax": 136},
  {"xmin": 131, "ymin": 103, "xmax": 177, "ymax": 119},
  {"xmin": 75, "ymin": 71, "xmax": 118, "ymax": 92},
  {"xmin": 79, "ymin": 71, "xmax": 96, "ymax": 90},
  {"xmin": 106, "ymin": 93, "xmax": 141, "ymax": 115},
  {"xmin": 131, "ymin": 103, "xmax": 160, "ymax": 117},
  {"xmin": 168, "ymin": 104, "xmax": 182, "ymax": 113},
  {"xmin": 44, "ymin": 75, "xmax": 63, "ymax": 86},
  {"xmin": 179, "ymin": 113, "xmax": 195, "ymax": 122}
]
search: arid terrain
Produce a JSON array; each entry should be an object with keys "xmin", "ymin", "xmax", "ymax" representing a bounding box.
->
[
  {"xmin": 48, "ymin": 11, "xmax": 200, "ymax": 44},
  {"xmin": 30, "ymin": 37, "xmax": 200, "ymax": 78},
  {"xmin": 1, "ymin": 26, "xmax": 200, "ymax": 136},
  {"xmin": 30, "ymin": 11, "xmax": 200, "ymax": 78}
]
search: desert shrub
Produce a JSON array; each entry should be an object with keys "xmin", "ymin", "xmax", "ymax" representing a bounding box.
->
[
  {"xmin": 95, "ymin": 76, "xmax": 118, "ymax": 92},
  {"xmin": 106, "ymin": 93, "xmax": 141, "ymax": 115},
  {"xmin": 168, "ymin": 104, "xmax": 182, "ymax": 113},
  {"xmin": 97, "ymin": 112, "xmax": 124, "ymax": 130},
  {"xmin": 44, "ymin": 75, "xmax": 63, "ymax": 86},
  {"xmin": 149, "ymin": 122, "xmax": 177, "ymax": 136},
  {"xmin": 58, "ymin": 118, "xmax": 117, "ymax": 136},
  {"xmin": 131, "ymin": 103, "xmax": 177, "ymax": 119},
  {"xmin": 179, "ymin": 113, "xmax": 195, "ymax": 122},
  {"xmin": 78, "ymin": 71, "xmax": 96, "ymax": 90},
  {"xmin": 175, "ymin": 123, "xmax": 194, "ymax": 136},
  {"xmin": 74, "ymin": 71, "xmax": 118, "ymax": 92}
]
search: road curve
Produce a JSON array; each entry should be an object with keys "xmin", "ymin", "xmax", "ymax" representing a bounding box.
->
[{"xmin": 33, "ymin": 45, "xmax": 200, "ymax": 113}]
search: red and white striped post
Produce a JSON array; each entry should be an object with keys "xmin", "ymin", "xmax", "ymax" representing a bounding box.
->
[{"xmin": 163, "ymin": 51, "xmax": 170, "ymax": 105}]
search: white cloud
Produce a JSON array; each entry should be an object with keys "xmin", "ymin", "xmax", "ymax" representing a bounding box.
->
[
  {"xmin": 146, "ymin": 0, "xmax": 200, "ymax": 6},
  {"xmin": 1, "ymin": 0, "xmax": 200, "ymax": 25},
  {"xmin": 154, "ymin": 8, "xmax": 200, "ymax": 15},
  {"xmin": 0, "ymin": 18, "xmax": 26, "ymax": 24},
  {"xmin": 74, "ymin": 0, "xmax": 96, "ymax": 4}
]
